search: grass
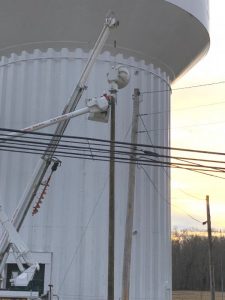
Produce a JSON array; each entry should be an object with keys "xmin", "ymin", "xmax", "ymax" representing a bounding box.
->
[{"xmin": 173, "ymin": 291, "xmax": 225, "ymax": 300}]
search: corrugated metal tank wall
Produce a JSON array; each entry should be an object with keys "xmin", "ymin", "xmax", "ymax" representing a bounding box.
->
[{"xmin": 0, "ymin": 49, "xmax": 171, "ymax": 300}]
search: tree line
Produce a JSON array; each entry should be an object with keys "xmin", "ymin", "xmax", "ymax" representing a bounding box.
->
[{"xmin": 172, "ymin": 230, "xmax": 225, "ymax": 291}]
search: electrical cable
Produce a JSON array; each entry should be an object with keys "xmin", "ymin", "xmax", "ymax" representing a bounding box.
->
[
  {"xmin": 2, "ymin": 129, "xmax": 225, "ymax": 177},
  {"xmin": 137, "ymin": 115, "xmax": 206, "ymax": 225},
  {"xmin": 1, "ymin": 127, "xmax": 225, "ymax": 157},
  {"xmin": 142, "ymin": 151, "xmax": 225, "ymax": 174},
  {"xmin": 176, "ymin": 156, "xmax": 225, "ymax": 173},
  {"xmin": 172, "ymin": 203, "xmax": 204, "ymax": 224},
  {"xmin": 141, "ymin": 80, "xmax": 225, "ymax": 95},
  {"xmin": 2, "ymin": 140, "xmax": 225, "ymax": 176},
  {"xmin": 138, "ymin": 119, "xmax": 225, "ymax": 133},
  {"xmin": 140, "ymin": 165, "xmax": 204, "ymax": 225},
  {"xmin": 138, "ymin": 114, "xmax": 155, "ymax": 147},
  {"xmin": 139, "ymin": 98, "xmax": 225, "ymax": 117},
  {"xmin": 0, "ymin": 152, "xmax": 222, "ymax": 178},
  {"xmin": 2, "ymin": 127, "xmax": 225, "ymax": 158},
  {"xmin": 171, "ymin": 190, "xmax": 202, "ymax": 201},
  {"xmin": 173, "ymin": 165, "xmax": 225, "ymax": 180},
  {"xmin": 137, "ymin": 117, "xmax": 225, "ymax": 225}
]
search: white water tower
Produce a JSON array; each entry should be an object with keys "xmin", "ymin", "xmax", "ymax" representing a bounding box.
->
[{"xmin": 0, "ymin": 1, "xmax": 209, "ymax": 300}]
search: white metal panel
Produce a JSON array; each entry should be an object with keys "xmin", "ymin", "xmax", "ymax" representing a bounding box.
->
[{"xmin": 0, "ymin": 49, "xmax": 171, "ymax": 300}]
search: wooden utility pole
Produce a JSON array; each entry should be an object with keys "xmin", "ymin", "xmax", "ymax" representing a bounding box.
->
[
  {"xmin": 220, "ymin": 230, "xmax": 224, "ymax": 300},
  {"xmin": 206, "ymin": 195, "xmax": 215, "ymax": 300},
  {"xmin": 122, "ymin": 89, "xmax": 140, "ymax": 300},
  {"xmin": 108, "ymin": 95, "xmax": 116, "ymax": 300}
]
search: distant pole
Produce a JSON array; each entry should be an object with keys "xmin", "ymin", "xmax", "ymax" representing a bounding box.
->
[
  {"xmin": 108, "ymin": 94, "xmax": 116, "ymax": 300},
  {"xmin": 122, "ymin": 88, "xmax": 140, "ymax": 300},
  {"xmin": 206, "ymin": 195, "xmax": 215, "ymax": 300},
  {"xmin": 220, "ymin": 230, "xmax": 224, "ymax": 300}
]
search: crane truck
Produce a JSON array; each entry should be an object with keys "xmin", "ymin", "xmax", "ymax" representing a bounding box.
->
[{"xmin": 0, "ymin": 12, "xmax": 129, "ymax": 295}]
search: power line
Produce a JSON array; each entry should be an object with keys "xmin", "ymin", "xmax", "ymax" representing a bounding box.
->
[
  {"xmin": 137, "ymin": 117, "xmax": 225, "ymax": 229},
  {"xmin": 137, "ymin": 115, "xmax": 225, "ymax": 186},
  {"xmin": 140, "ymin": 165, "xmax": 204, "ymax": 225},
  {"xmin": 171, "ymin": 189, "xmax": 204, "ymax": 201},
  {"xmin": 2, "ymin": 129, "xmax": 225, "ymax": 176},
  {"xmin": 141, "ymin": 80, "xmax": 225, "ymax": 95},
  {"xmin": 138, "ymin": 115, "xmax": 154, "ymax": 147},
  {"xmin": 173, "ymin": 165, "xmax": 225, "ymax": 180},
  {"xmin": 138, "ymin": 118, "xmax": 225, "ymax": 133},
  {"xmin": 0, "ymin": 128, "xmax": 216, "ymax": 227},
  {"xmin": 137, "ymin": 116, "xmax": 210, "ymax": 225},
  {"xmin": 173, "ymin": 157, "xmax": 225, "ymax": 174},
  {"xmin": 137, "ymin": 115, "xmax": 225, "ymax": 227},
  {"xmin": 2, "ymin": 138, "xmax": 225, "ymax": 176},
  {"xmin": 172, "ymin": 99, "xmax": 225, "ymax": 112},
  {"xmin": 172, "ymin": 204, "xmax": 204, "ymax": 224},
  {"xmin": 2, "ymin": 127, "xmax": 225, "ymax": 157},
  {"xmin": 139, "ymin": 98, "xmax": 225, "ymax": 118}
]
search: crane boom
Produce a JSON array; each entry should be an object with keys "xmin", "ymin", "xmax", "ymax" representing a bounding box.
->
[
  {"xmin": 0, "ymin": 205, "xmax": 39, "ymax": 286},
  {"xmin": 0, "ymin": 13, "xmax": 118, "ymax": 274},
  {"xmin": 1, "ymin": 95, "xmax": 110, "ymax": 142}
]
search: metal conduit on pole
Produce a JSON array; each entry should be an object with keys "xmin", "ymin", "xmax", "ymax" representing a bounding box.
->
[
  {"xmin": 122, "ymin": 88, "xmax": 140, "ymax": 300},
  {"xmin": 108, "ymin": 94, "xmax": 116, "ymax": 300}
]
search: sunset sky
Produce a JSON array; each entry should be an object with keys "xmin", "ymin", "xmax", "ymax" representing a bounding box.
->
[{"xmin": 171, "ymin": 1, "xmax": 225, "ymax": 230}]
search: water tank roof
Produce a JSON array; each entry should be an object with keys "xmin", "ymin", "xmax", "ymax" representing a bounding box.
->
[{"xmin": 0, "ymin": 0, "xmax": 209, "ymax": 80}]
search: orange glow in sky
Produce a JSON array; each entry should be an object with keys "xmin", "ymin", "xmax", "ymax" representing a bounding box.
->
[{"xmin": 171, "ymin": 1, "xmax": 225, "ymax": 230}]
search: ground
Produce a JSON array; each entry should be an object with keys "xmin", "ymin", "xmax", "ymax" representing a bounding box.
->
[{"xmin": 173, "ymin": 291, "xmax": 224, "ymax": 300}]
